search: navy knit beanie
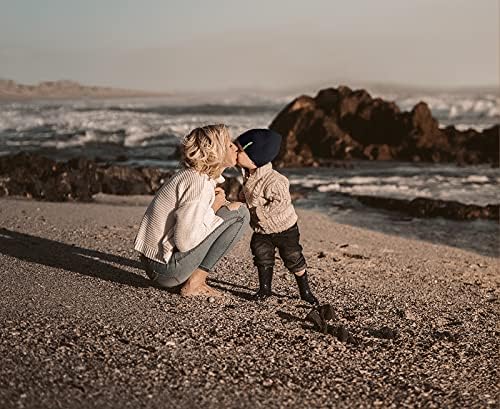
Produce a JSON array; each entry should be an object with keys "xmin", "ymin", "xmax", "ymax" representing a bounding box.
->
[{"xmin": 236, "ymin": 129, "xmax": 282, "ymax": 167}]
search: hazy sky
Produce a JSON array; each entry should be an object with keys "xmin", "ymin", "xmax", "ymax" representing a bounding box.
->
[{"xmin": 0, "ymin": 0, "xmax": 498, "ymax": 92}]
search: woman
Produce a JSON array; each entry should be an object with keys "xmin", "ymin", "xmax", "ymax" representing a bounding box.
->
[{"xmin": 134, "ymin": 124, "xmax": 250, "ymax": 297}]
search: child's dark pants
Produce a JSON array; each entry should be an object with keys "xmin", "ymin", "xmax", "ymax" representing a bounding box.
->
[{"xmin": 250, "ymin": 223, "xmax": 306, "ymax": 273}]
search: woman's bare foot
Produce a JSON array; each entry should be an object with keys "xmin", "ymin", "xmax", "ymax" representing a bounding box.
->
[
  {"xmin": 180, "ymin": 269, "xmax": 223, "ymax": 298},
  {"xmin": 184, "ymin": 284, "xmax": 223, "ymax": 298}
]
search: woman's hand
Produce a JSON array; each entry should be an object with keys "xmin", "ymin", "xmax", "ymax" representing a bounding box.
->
[{"xmin": 212, "ymin": 187, "xmax": 227, "ymax": 213}]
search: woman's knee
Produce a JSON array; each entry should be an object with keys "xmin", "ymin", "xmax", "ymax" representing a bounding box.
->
[
  {"xmin": 238, "ymin": 204, "xmax": 250, "ymax": 222},
  {"xmin": 217, "ymin": 202, "xmax": 250, "ymax": 223}
]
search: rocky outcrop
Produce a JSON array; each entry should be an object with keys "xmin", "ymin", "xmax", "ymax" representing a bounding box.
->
[
  {"xmin": 1, "ymin": 153, "xmax": 497, "ymax": 223},
  {"xmin": 354, "ymin": 195, "xmax": 499, "ymax": 221},
  {"xmin": 0, "ymin": 153, "xmax": 173, "ymax": 201},
  {"xmin": 270, "ymin": 86, "xmax": 499, "ymax": 166}
]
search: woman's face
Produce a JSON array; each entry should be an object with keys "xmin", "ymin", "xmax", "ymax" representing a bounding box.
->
[{"xmin": 222, "ymin": 139, "xmax": 238, "ymax": 167}]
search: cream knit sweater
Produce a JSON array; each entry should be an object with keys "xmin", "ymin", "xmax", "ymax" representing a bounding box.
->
[
  {"xmin": 134, "ymin": 168, "xmax": 224, "ymax": 263},
  {"xmin": 243, "ymin": 163, "xmax": 298, "ymax": 234}
]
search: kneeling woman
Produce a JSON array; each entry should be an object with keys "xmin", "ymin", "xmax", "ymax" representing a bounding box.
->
[{"xmin": 134, "ymin": 124, "xmax": 249, "ymax": 297}]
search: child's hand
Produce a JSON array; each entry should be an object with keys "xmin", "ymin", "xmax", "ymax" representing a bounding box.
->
[
  {"xmin": 212, "ymin": 188, "xmax": 227, "ymax": 212},
  {"xmin": 248, "ymin": 207, "xmax": 259, "ymax": 229},
  {"xmin": 238, "ymin": 189, "xmax": 246, "ymax": 202}
]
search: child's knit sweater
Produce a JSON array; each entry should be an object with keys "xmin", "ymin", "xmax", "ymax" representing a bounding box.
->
[
  {"xmin": 242, "ymin": 163, "xmax": 297, "ymax": 234},
  {"xmin": 134, "ymin": 168, "xmax": 224, "ymax": 263}
]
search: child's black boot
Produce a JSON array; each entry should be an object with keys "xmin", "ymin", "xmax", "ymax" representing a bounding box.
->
[
  {"xmin": 253, "ymin": 266, "xmax": 273, "ymax": 300},
  {"xmin": 295, "ymin": 270, "xmax": 319, "ymax": 305}
]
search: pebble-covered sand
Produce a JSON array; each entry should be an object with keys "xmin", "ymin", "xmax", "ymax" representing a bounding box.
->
[{"xmin": 0, "ymin": 195, "xmax": 498, "ymax": 408}]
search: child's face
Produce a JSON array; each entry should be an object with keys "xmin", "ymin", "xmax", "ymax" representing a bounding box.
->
[{"xmin": 236, "ymin": 143, "xmax": 257, "ymax": 169}]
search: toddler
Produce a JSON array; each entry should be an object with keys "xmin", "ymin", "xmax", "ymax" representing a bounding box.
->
[{"xmin": 236, "ymin": 128, "xmax": 319, "ymax": 305}]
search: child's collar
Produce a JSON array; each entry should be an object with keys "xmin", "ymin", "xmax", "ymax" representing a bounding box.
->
[{"xmin": 248, "ymin": 162, "xmax": 273, "ymax": 180}]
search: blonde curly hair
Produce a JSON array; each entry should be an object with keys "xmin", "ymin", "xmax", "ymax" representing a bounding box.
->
[{"xmin": 181, "ymin": 124, "xmax": 231, "ymax": 179}]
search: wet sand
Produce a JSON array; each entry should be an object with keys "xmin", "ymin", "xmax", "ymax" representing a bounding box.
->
[{"xmin": 0, "ymin": 195, "xmax": 498, "ymax": 408}]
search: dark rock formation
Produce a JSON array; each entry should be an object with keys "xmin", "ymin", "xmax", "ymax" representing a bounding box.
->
[
  {"xmin": 97, "ymin": 165, "xmax": 169, "ymax": 196},
  {"xmin": 1, "ymin": 154, "xmax": 497, "ymax": 224},
  {"xmin": 0, "ymin": 153, "xmax": 173, "ymax": 201},
  {"xmin": 270, "ymin": 86, "xmax": 499, "ymax": 167},
  {"xmin": 0, "ymin": 153, "xmax": 100, "ymax": 201},
  {"xmin": 354, "ymin": 195, "xmax": 499, "ymax": 221}
]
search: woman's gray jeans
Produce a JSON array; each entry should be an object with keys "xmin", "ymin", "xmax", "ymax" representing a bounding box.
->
[{"xmin": 140, "ymin": 205, "xmax": 250, "ymax": 288}]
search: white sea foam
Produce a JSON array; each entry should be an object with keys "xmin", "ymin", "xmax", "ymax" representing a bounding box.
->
[
  {"xmin": 377, "ymin": 92, "xmax": 499, "ymax": 131},
  {"xmin": 0, "ymin": 101, "xmax": 274, "ymax": 149},
  {"xmin": 288, "ymin": 170, "xmax": 499, "ymax": 206},
  {"xmin": 465, "ymin": 175, "xmax": 489, "ymax": 183}
]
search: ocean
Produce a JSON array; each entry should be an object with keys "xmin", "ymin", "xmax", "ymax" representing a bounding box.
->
[{"xmin": 0, "ymin": 90, "xmax": 498, "ymax": 256}]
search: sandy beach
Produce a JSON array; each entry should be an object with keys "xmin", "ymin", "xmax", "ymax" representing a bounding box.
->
[{"xmin": 0, "ymin": 194, "xmax": 498, "ymax": 408}]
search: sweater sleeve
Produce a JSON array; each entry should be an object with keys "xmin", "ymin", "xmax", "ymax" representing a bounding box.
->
[
  {"xmin": 174, "ymin": 178, "xmax": 223, "ymax": 252},
  {"xmin": 255, "ymin": 177, "xmax": 292, "ymax": 221}
]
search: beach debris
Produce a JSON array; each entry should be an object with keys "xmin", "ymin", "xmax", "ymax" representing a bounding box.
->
[
  {"xmin": 305, "ymin": 310, "xmax": 324, "ymax": 332},
  {"xmin": 342, "ymin": 253, "xmax": 369, "ymax": 260},
  {"xmin": 305, "ymin": 303, "xmax": 356, "ymax": 344},
  {"xmin": 368, "ymin": 326, "xmax": 398, "ymax": 340},
  {"xmin": 328, "ymin": 325, "xmax": 354, "ymax": 343},
  {"xmin": 432, "ymin": 330, "xmax": 457, "ymax": 342}
]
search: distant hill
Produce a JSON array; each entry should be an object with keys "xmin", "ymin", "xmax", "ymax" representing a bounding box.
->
[{"xmin": 0, "ymin": 79, "xmax": 170, "ymax": 100}]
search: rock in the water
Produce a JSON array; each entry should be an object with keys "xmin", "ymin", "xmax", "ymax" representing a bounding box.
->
[
  {"xmin": 0, "ymin": 153, "xmax": 100, "ymax": 201},
  {"xmin": 270, "ymin": 86, "xmax": 499, "ymax": 166},
  {"xmin": 354, "ymin": 195, "xmax": 499, "ymax": 221}
]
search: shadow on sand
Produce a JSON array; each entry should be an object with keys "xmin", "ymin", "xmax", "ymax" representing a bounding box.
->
[{"xmin": 0, "ymin": 228, "xmax": 151, "ymax": 288}]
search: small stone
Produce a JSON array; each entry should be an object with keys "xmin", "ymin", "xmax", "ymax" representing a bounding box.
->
[
  {"xmin": 208, "ymin": 297, "xmax": 216, "ymax": 303},
  {"xmin": 432, "ymin": 330, "xmax": 456, "ymax": 342},
  {"xmin": 263, "ymin": 379, "xmax": 273, "ymax": 387},
  {"xmin": 404, "ymin": 310, "xmax": 418, "ymax": 321},
  {"xmin": 369, "ymin": 326, "xmax": 397, "ymax": 340}
]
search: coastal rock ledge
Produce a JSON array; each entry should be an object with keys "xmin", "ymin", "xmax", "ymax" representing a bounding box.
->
[
  {"xmin": 0, "ymin": 153, "xmax": 173, "ymax": 201},
  {"xmin": 0, "ymin": 153, "xmax": 498, "ymax": 222}
]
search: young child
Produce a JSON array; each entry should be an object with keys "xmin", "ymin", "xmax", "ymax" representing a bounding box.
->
[{"xmin": 236, "ymin": 128, "xmax": 319, "ymax": 305}]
